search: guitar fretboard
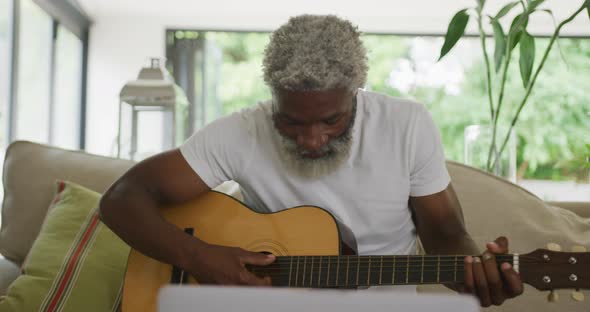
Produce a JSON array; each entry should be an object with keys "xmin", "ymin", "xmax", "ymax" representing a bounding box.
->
[{"xmin": 248, "ymin": 254, "xmax": 516, "ymax": 288}]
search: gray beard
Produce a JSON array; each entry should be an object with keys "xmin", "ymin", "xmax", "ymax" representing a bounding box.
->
[{"xmin": 271, "ymin": 106, "xmax": 356, "ymax": 179}]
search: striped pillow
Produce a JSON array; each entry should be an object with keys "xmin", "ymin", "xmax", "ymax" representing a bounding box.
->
[{"xmin": 0, "ymin": 181, "xmax": 130, "ymax": 312}]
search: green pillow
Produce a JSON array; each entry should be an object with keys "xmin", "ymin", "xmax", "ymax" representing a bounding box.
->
[{"xmin": 0, "ymin": 181, "xmax": 130, "ymax": 312}]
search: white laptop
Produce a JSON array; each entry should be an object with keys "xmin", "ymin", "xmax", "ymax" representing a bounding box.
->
[{"xmin": 158, "ymin": 285, "xmax": 479, "ymax": 312}]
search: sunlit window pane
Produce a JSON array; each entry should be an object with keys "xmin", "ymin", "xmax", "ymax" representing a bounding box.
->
[
  {"xmin": 15, "ymin": 0, "xmax": 51, "ymax": 143},
  {"xmin": 1, "ymin": 0, "xmax": 11, "ymax": 145},
  {"xmin": 53, "ymin": 25, "xmax": 81, "ymax": 149},
  {"xmin": 0, "ymin": 0, "xmax": 12, "ymax": 207}
]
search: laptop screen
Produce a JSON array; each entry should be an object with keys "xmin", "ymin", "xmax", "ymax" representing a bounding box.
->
[{"xmin": 158, "ymin": 285, "xmax": 479, "ymax": 312}]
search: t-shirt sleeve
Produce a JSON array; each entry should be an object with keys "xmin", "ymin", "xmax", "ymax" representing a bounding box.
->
[
  {"xmin": 179, "ymin": 112, "xmax": 255, "ymax": 188},
  {"xmin": 409, "ymin": 105, "xmax": 451, "ymax": 197}
]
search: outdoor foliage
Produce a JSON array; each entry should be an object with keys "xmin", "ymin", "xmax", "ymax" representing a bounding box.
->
[{"xmin": 437, "ymin": 0, "xmax": 590, "ymax": 178}]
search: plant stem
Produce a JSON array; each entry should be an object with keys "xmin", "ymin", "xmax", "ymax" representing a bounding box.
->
[
  {"xmin": 477, "ymin": 13, "xmax": 495, "ymax": 124},
  {"xmin": 485, "ymin": 12, "xmax": 525, "ymax": 171},
  {"xmin": 491, "ymin": 2, "xmax": 588, "ymax": 170},
  {"xmin": 476, "ymin": 8, "xmax": 498, "ymax": 171}
]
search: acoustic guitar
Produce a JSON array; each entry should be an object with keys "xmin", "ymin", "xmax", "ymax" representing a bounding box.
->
[{"xmin": 122, "ymin": 191, "xmax": 589, "ymax": 312}]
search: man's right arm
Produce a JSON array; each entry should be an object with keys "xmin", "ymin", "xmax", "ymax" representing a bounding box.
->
[
  {"xmin": 99, "ymin": 149, "xmax": 275, "ymax": 285},
  {"xmin": 99, "ymin": 149, "xmax": 210, "ymax": 273}
]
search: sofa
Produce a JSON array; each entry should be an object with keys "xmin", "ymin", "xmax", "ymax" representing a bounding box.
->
[{"xmin": 0, "ymin": 141, "xmax": 588, "ymax": 311}]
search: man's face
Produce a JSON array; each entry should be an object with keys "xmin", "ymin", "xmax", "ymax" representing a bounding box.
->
[{"xmin": 272, "ymin": 88, "xmax": 356, "ymax": 178}]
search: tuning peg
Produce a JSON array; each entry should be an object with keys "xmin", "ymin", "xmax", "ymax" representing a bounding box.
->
[
  {"xmin": 546, "ymin": 243, "xmax": 562, "ymax": 251},
  {"xmin": 547, "ymin": 290, "xmax": 559, "ymax": 302},
  {"xmin": 571, "ymin": 246, "xmax": 586, "ymax": 252},
  {"xmin": 571, "ymin": 290, "xmax": 584, "ymax": 302}
]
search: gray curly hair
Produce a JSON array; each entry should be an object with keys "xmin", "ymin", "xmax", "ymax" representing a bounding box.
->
[{"xmin": 263, "ymin": 15, "xmax": 368, "ymax": 92}]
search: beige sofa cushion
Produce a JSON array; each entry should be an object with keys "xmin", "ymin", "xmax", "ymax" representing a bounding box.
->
[
  {"xmin": 0, "ymin": 141, "xmax": 135, "ymax": 265},
  {"xmin": 418, "ymin": 161, "xmax": 590, "ymax": 311},
  {"xmin": 547, "ymin": 201, "xmax": 590, "ymax": 219},
  {"xmin": 0, "ymin": 257, "xmax": 19, "ymax": 296}
]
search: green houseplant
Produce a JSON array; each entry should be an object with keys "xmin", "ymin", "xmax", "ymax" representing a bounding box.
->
[{"xmin": 438, "ymin": 0, "xmax": 590, "ymax": 177}]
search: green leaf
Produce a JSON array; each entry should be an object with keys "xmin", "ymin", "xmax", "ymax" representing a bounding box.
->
[
  {"xmin": 539, "ymin": 9, "xmax": 568, "ymax": 67},
  {"xmin": 519, "ymin": 31, "xmax": 535, "ymax": 88},
  {"xmin": 477, "ymin": 0, "xmax": 486, "ymax": 12},
  {"xmin": 491, "ymin": 19, "xmax": 506, "ymax": 72},
  {"xmin": 495, "ymin": 1, "xmax": 520, "ymax": 19},
  {"xmin": 527, "ymin": 0, "xmax": 545, "ymax": 12},
  {"xmin": 509, "ymin": 12, "xmax": 528, "ymax": 32},
  {"xmin": 509, "ymin": 13, "xmax": 529, "ymax": 51},
  {"xmin": 586, "ymin": 0, "xmax": 590, "ymax": 20},
  {"xmin": 438, "ymin": 9, "xmax": 470, "ymax": 61}
]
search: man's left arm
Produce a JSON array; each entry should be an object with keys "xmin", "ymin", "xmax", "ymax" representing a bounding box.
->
[{"xmin": 409, "ymin": 183, "xmax": 524, "ymax": 307}]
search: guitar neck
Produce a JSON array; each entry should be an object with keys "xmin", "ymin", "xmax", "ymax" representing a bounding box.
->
[{"xmin": 248, "ymin": 254, "xmax": 517, "ymax": 288}]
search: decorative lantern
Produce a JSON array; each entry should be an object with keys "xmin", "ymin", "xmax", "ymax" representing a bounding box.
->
[{"xmin": 117, "ymin": 58, "xmax": 188, "ymax": 160}]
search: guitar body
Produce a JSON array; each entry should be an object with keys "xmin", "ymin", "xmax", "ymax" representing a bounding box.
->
[{"xmin": 122, "ymin": 191, "xmax": 357, "ymax": 312}]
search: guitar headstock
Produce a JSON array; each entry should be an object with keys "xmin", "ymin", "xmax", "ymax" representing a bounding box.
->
[{"xmin": 520, "ymin": 245, "xmax": 589, "ymax": 301}]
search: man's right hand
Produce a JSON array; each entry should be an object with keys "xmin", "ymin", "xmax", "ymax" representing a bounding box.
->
[{"xmin": 188, "ymin": 243, "xmax": 276, "ymax": 286}]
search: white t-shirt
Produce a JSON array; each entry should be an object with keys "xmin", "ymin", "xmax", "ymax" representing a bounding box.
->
[{"xmin": 180, "ymin": 88, "xmax": 450, "ymax": 262}]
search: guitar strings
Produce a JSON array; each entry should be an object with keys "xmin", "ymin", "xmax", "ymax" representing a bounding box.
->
[
  {"xmin": 251, "ymin": 256, "xmax": 532, "ymax": 265},
  {"xmin": 265, "ymin": 255, "xmax": 532, "ymax": 261},
  {"xmin": 249, "ymin": 267, "xmax": 503, "ymax": 272},
  {"xmin": 247, "ymin": 257, "xmax": 531, "ymax": 274},
  {"xmin": 251, "ymin": 257, "xmax": 538, "ymax": 266},
  {"xmin": 247, "ymin": 264, "xmax": 531, "ymax": 273},
  {"xmin": 245, "ymin": 269, "xmax": 470, "ymax": 283}
]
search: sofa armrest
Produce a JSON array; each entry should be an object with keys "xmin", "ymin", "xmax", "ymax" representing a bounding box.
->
[{"xmin": 0, "ymin": 257, "xmax": 20, "ymax": 296}]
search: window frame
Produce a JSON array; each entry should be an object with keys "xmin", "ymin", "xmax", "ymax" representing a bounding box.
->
[{"xmin": 5, "ymin": 0, "xmax": 91, "ymax": 149}]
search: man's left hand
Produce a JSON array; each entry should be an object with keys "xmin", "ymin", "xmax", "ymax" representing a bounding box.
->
[{"xmin": 462, "ymin": 236, "xmax": 524, "ymax": 307}]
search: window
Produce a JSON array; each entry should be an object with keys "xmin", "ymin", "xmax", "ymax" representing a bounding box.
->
[
  {"xmin": 15, "ymin": 0, "xmax": 52, "ymax": 143},
  {"xmin": 1, "ymin": 0, "xmax": 12, "ymax": 144},
  {"xmin": 53, "ymin": 25, "xmax": 82, "ymax": 149},
  {"xmin": 0, "ymin": 0, "xmax": 12, "ymax": 205},
  {"xmin": 166, "ymin": 31, "xmax": 271, "ymax": 161},
  {"xmin": 362, "ymin": 35, "xmax": 590, "ymax": 201},
  {"xmin": 167, "ymin": 30, "xmax": 590, "ymax": 201},
  {"xmin": 10, "ymin": 0, "xmax": 87, "ymax": 149}
]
